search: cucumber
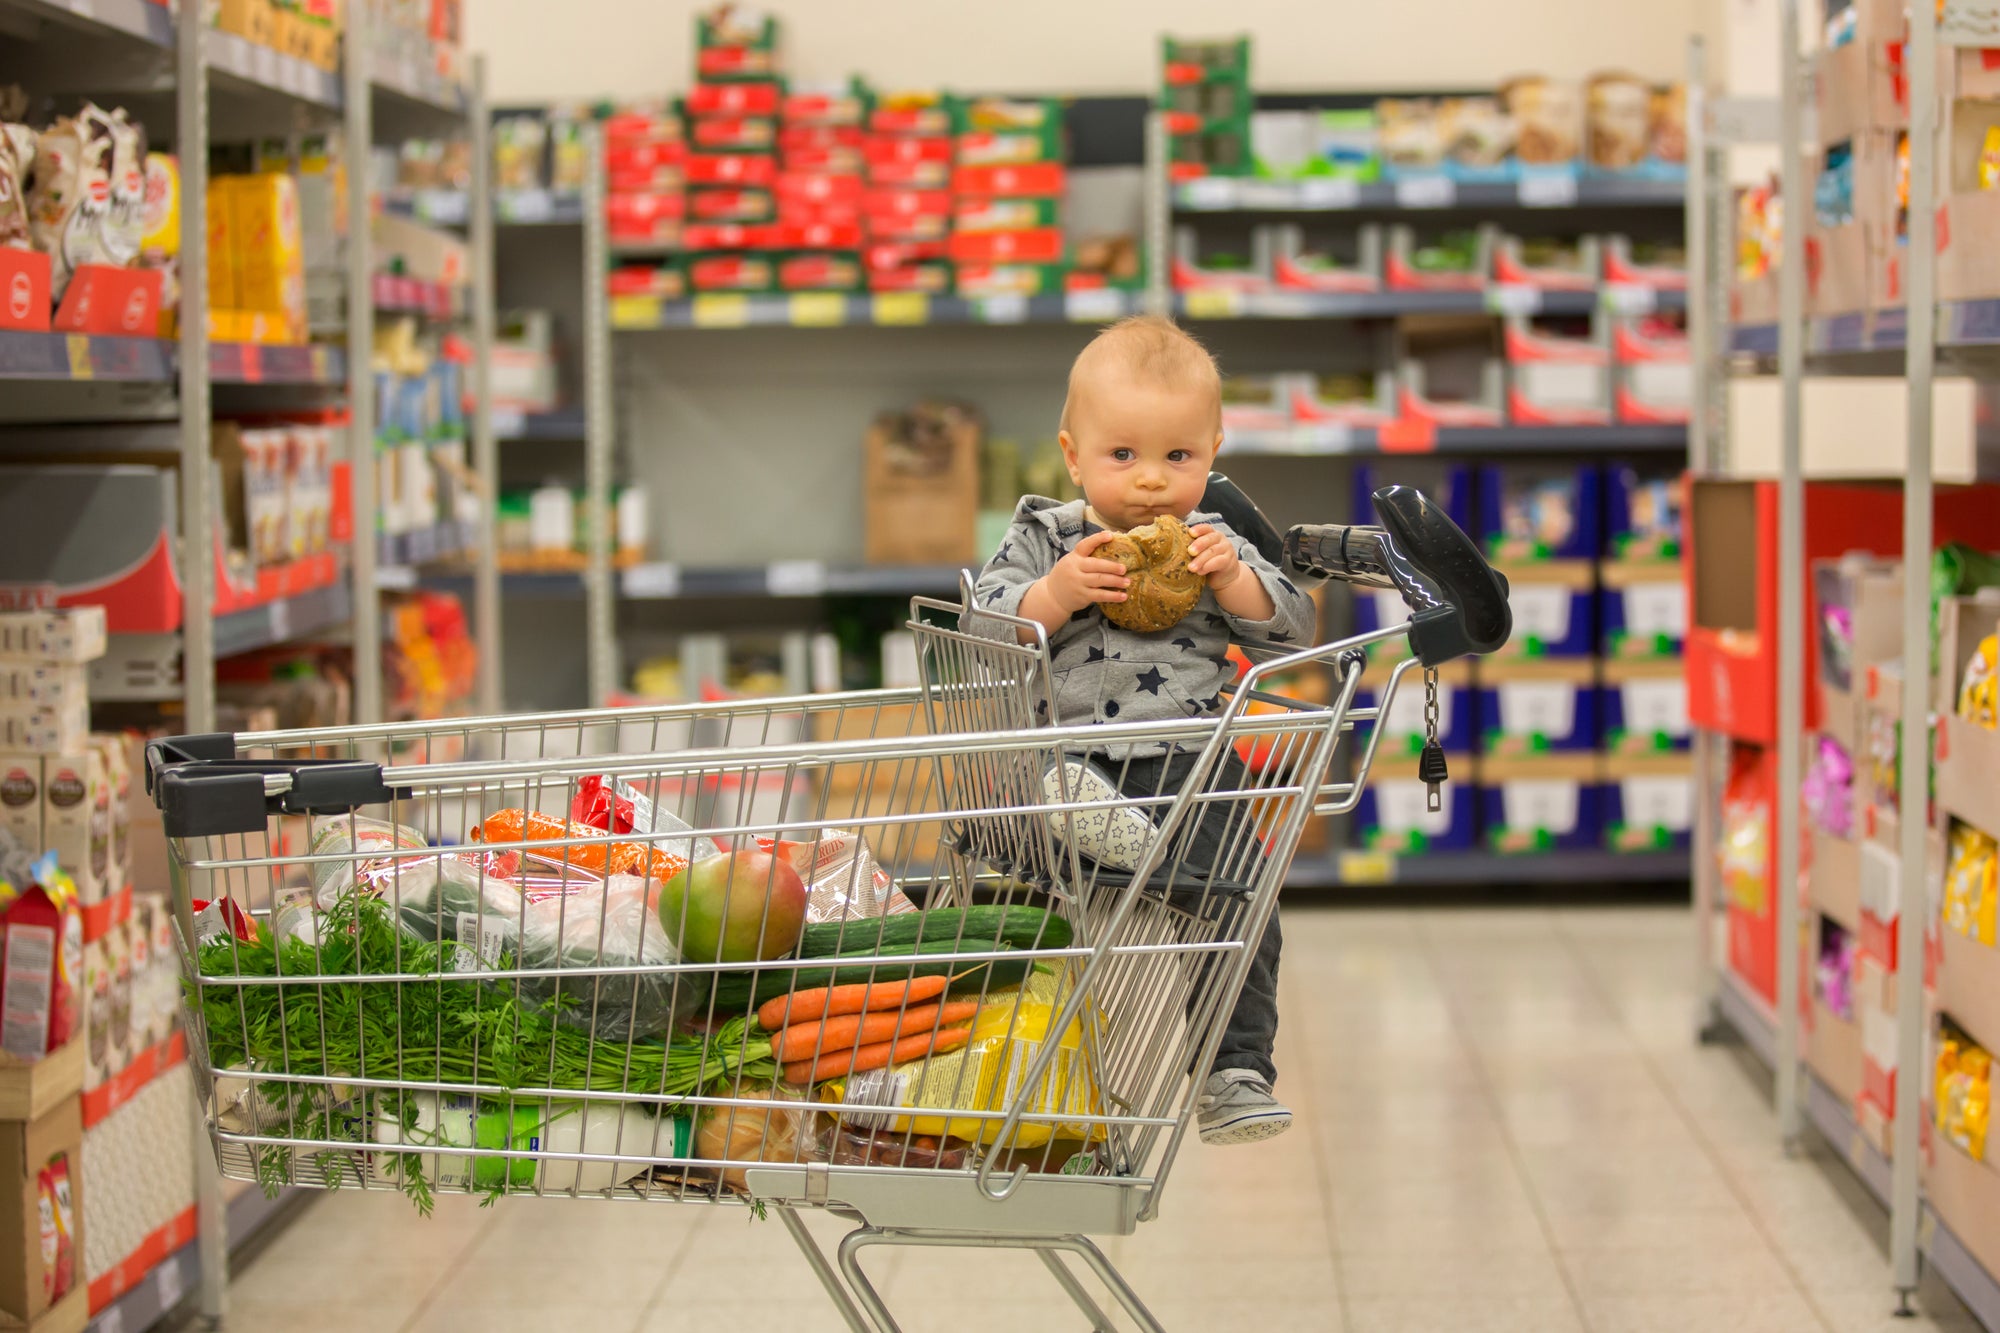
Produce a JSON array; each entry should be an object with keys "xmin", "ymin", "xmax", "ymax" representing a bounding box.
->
[{"xmin": 709, "ymin": 905, "xmax": 1072, "ymax": 1015}]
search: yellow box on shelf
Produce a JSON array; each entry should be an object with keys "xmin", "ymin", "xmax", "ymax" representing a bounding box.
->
[
  {"xmin": 788, "ymin": 292, "xmax": 847, "ymax": 327},
  {"xmin": 609, "ymin": 294, "xmax": 663, "ymax": 329},
  {"xmin": 690, "ymin": 293, "xmax": 750, "ymax": 328},
  {"xmin": 870, "ymin": 292, "xmax": 929, "ymax": 326}
]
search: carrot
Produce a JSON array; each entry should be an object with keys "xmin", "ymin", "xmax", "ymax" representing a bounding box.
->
[
  {"xmin": 478, "ymin": 808, "xmax": 687, "ymax": 883},
  {"xmin": 755, "ymin": 976, "xmax": 951, "ymax": 1033},
  {"xmin": 782, "ymin": 1023, "xmax": 974, "ymax": 1085},
  {"xmin": 771, "ymin": 1001, "xmax": 981, "ymax": 1063}
]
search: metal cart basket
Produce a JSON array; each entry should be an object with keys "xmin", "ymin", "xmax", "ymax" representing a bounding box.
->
[{"xmin": 147, "ymin": 483, "xmax": 1510, "ymax": 1332}]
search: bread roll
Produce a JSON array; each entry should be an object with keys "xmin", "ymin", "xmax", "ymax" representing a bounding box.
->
[{"xmin": 1100, "ymin": 514, "xmax": 1206, "ymax": 633}]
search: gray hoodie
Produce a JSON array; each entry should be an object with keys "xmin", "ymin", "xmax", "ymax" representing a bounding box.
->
[{"xmin": 965, "ymin": 497, "xmax": 1319, "ymax": 755}]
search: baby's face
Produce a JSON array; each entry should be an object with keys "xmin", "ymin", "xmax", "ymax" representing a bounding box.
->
[{"xmin": 1060, "ymin": 372, "xmax": 1221, "ymax": 532}]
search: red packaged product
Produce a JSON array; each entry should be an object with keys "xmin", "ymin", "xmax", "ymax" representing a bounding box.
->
[
  {"xmin": 782, "ymin": 145, "xmax": 866, "ymax": 176},
  {"xmin": 864, "ymin": 210, "xmax": 952, "ymax": 244},
  {"xmin": 778, "ymin": 200, "xmax": 863, "ymax": 230},
  {"xmin": 691, "ymin": 117, "xmax": 777, "ymax": 151},
  {"xmin": 603, "ymin": 108, "xmax": 681, "ymax": 146},
  {"xmin": 953, "ymin": 163, "xmax": 1067, "ymax": 197},
  {"xmin": 784, "ymin": 91, "xmax": 868, "ymax": 128},
  {"xmin": 606, "ymin": 139, "xmax": 688, "ymax": 174},
  {"xmin": 780, "ymin": 125, "xmax": 865, "ymax": 153},
  {"xmin": 43, "ymin": 1156, "xmax": 73, "ymax": 1303},
  {"xmin": 870, "ymin": 106, "xmax": 952, "ymax": 136},
  {"xmin": 608, "ymin": 167, "xmax": 683, "ymax": 195},
  {"xmin": 682, "ymin": 222, "xmax": 783, "ymax": 251},
  {"xmin": 688, "ymin": 187, "xmax": 776, "ymax": 222},
  {"xmin": 948, "ymin": 227, "xmax": 1066, "ymax": 265},
  {"xmin": 779, "ymin": 253, "xmax": 862, "ymax": 291},
  {"xmin": 686, "ymin": 153, "xmax": 778, "ymax": 187},
  {"xmin": 685, "ymin": 82, "xmax": 781, "ymax": 117},
  {"xmin": 868, "ymin": 263, "xmax": 953, "ymax": 293},
  {"xmin": 689, "ymin": 255, "xmax": 774, "ymax": 292},
  {"xmin": 865, "ymin": 239, "xmax": 950, "ymax": 270},
  {"xmin": 864, "ymin": 188, "xmax": 953, "ymax": 218},
  {"xmin": 607, "ymin": 265, "xmax": 684, "ymax": 299},
  {"xmin": 776, "ymin": 172, "xmax": 865, "ymax": 207},
  {"xmin": 698, "ymin": 45, "xmax": 777, "ymax": 81},
  {"xmin": 0, "ymin": 853, "xmax": 80, "ymax": 1061},
  {"xmin": 780, "ymin": 221, "xmax": 863, "ymax": 250},
  {"xmin": 864, "ymin": 136, "xmax": 953, "ymax": 167},
  {"xmin": 865, "ymin": 157, "xmax": 953, "ymax": 189}
]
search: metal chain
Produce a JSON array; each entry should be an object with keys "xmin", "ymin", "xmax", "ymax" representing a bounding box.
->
[{"xmin": 1424, "ymin": 666, "xmax": 1440, "ymax": 747}]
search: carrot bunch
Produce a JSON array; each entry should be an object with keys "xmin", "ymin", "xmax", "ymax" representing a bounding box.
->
[
  {"xmin": 758, "ymin": 979, "xmax": 980, "ymax": 1084},
  {"xmin": 477, "ymin": 808, "xmax": 687, "ymax": 882}
]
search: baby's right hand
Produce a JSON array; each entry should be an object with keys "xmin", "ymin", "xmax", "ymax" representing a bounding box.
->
[{"xmin": 1043, "ymin": 530, "xmax": 1130, "ymax": 614}]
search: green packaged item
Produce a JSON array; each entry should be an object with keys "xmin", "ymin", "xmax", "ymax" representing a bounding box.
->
[
  {"xmin": 953, "ymin": 97, "xmax": 1062, "ymax": 133},
  {"xmin": 1933, "ymin": 544, "xmax": 2000, "ymax": 674}
]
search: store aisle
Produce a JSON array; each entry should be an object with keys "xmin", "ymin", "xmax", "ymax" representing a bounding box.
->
[{"xmin": 211, "ymin": 907, "xmax": 1981, "ymax": 1333}]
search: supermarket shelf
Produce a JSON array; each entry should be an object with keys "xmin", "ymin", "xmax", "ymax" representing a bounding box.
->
[
  {"xmin": 213, "ymin": 576, "xmax": 354, "ymax": 657},
  {"xmin": 379, "ymin": 519, "xmax": 477, "ymax": 569},
  {"xmin": 493, "ymin": 405, "xmax": 585, "ymax": 441},
  {"xmin": 1285, "ymin": 848, "xmax": 1689, "ymax": 889},
  {"xmin": 369, "ymin": 48, "xmax": 469, "ymax": 118},
  {"xmin": 1173, "ymin": 173, "xmax": 1686, "ymax": 213},
  {"xmin": 208, "ymin": 30, "xmax": 340, "ymax": 109},
  {"xmin": 209, "ymin": 341, "xmax": 345, "ymax": 384},
  {"xmin": 1802, "ymin": 1068, "xmax": 1894, "ymax": 1206},
  {"xmin": 0, "ymin": 332, "xmax": 344, "ymax": 385},
  {"xmin": 82, "ymin": 1183, "xmax": 305, "ymax": 1333},
  {"xmin": 1714, "ymin": 966, "xmax": 1780, "ymax": 1071},
  {"xmin": 442, "ymin": 562, "xmax": 970, "ymax": 599},
  {"xmin": 1927, "ymin": 1207, "xmax": 2000, "ymax": 1333},
  {"xmin": 373, "ymin": 273, "xmax": 466, "ymax": 319},
  {"xmin": 1727, "ymin": 299, "xmax": 2000, "ymax": 356},
  {"xmin": 1177, "ymin": 285, "xmax": 1685, "ymax": 321},
  {"xmin": 3, "ymin": 0, "xmax": 175, "ymax": 46},
  {"xmin": 381, "ymin": 188, "xmax": 586, "ymax": 227},
  {"xmin": 1224, "ymin": 422, "xmax": 1687, "ymax": 456}
]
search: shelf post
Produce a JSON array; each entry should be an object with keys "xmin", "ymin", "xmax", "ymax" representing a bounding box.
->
[
  {"xmin": 347, "ymin": 3, "xmax": 381, "ymax": 724},
  {"xmin": 1774, "ymin": 0, "xmax": 1807, "ymax": 1147},
  {"xmin": 469, "ymin": 55, "xmax": 503, "ymax": 716},
  {"xmin": 177, "ymin": 0, "xmax": 214, "ymax": 737},
  {"xmin": 1143, "ymin": 111, "xmax": 1170, "ymax": 319},
  {"xmin": 582, "ymin": 121, "xmax": 616, "ymax": 708},
  {"xmin": 1892, "ymin": 0, "xmax": 1939, "ymax": 1298}
]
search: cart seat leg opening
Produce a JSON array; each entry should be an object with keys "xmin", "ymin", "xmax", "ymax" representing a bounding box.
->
[{"xmin": 832, "ymin": 1225, "xmax": 1166, "ymax": 1333}]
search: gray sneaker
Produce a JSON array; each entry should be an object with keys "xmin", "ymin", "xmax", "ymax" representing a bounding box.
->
[{"xmin": 1197, "ymin": 1068, "xmax": 1293, "ymax": 1145}]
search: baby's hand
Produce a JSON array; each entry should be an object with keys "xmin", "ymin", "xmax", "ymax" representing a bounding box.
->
[
  {"xmin": 1044, "ymin": 530, "xmax": 1130, "ymax": 614},
  {"xmin": 1188, "ymin": 525, "xmax": 1242, "ymax": 590}
]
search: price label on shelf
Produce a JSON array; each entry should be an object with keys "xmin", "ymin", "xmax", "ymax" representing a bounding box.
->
[
  {"xmin": 268, "ymin": 597, "xmax": 291, "ymax": 643},
  {"xmin": 488, "ymin": 406, "xmax": 524, "ymax": 438},
  {"xmin": 97, "ymin": 1306, "xmax": 125, "ymax": 1333},
  {"xmin": 609, "ymin": 295, "xmax": 663, "ymax": 330},
  {"xmin": 1517, "ymin": 173, "xmax": 1579, "ymax": 209},
  {"xmin": 375, "ymin": 566, "xmax": 417, "ymax": 591},
  {"xmin": 65, "ymin": 335, "xmax": 93, "ymax": 380},
  {"xmin": 691, "ymin": 294, "xmax": 750, "ymax": 328},
  {"xmin": 788, "ymin": 292, "xmax": 847, "ymax": 327},
  {"xmin": 975, "ymin": 294, "xmax": 1029, "ymax": 324},
  {"xmin": 1501, "ymin": 778, "xmax": 1580, "ymax": 835},
  {"xmin": 1619, "ymin": 774, "xmax": 1692, "ymax": 833},
  {"xmin": 1601, "ymin": 282, "xmax": 1658, "ymax": 317},
  {"xmin": 157, "ymin": 1248, "xmax": 188, "ymax": 1304},
  {"xmin": 310, "ymin": 345, "xmax": 331, "ymax": 380},
  {"xmin": 237, "ymin": 340, "xmax": 263, "ymax": 383},
  {"xmin": 1064, "ymin": 289, "xmax": 1125, "ymax": 323},
  {"xmin": 1392, "ymin": 175, "xmax": 1455, "ymax": 209},
  {"xmin": 1336, "ymin": 850, "xmax": 1396, "ymax": 885},
  {"xmin": 1179, "ymin": 177, "xmax": 1237, "ymax": 210},
  {"xmin": 1485, "ymin": 285, "xmax": 1541, "ymax": 318},
  {"xmin": 622, "ymin": 562, "xmax": 681, "ymax": 598},
  {"xmin": 870, "ymin": 293, "xmax": 929, "ymax": 325},
  {"xmin": 1182, "ymin": 288, "xmax": 1245, "ymax": 320},
  {"xmin": 500, "ymin": 190, "xmax": 552, "ymax": 224},
  {"xmin": 253, "ymin": 42, "xmax": 280, "ymax": 88},
  {"xmin": 1297, "ymin": 177, "xmax": 1362, "ymax": 210},
  {"xmin": 766, "ymin": 560, "xmax": 827, "ymax": 597},
  {"xmin": 1618, "ymin": 677, "xmax": 1687, "ymax": 738}
]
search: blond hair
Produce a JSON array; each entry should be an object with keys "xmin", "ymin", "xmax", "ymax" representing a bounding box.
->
[{"xmin": 1059, "ymin": 314, "xmax": 1222, "ymax": 435}]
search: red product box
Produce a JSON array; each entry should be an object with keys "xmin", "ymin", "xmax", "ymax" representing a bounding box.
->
[
  {"xmin": 604, "ymin": 110, "xmax": 681, "ymax": 151},
  {"xmin": 778, "ymin": 172, "xmax": 866, "ymax": 207},
  {"xmin": 606, "ymin": 139, "xmax": 687, "ymax": 174},
  {"xmin": 865, "ymin": 240, "xmax": 950, "ymax": 270},
  {"xmin": 867, "ymin": 157, "xmax": 953, "ymax": 189},
  {"xmin": 783, "ymin": 145, "xmax": 866, "ymax": 176},
  {"xmin": 779, "ymin": 201, "xmax": 863, "ymax": 230},
  {"xmin": 686, "ymin": 153, "xmax": 778, "ymax": 187},
  {"xmin": 688, "ymin": 187, "xmax": 776, "ymax": 222},
  {"xmin": 778, "ymin": 253, "xmax": 863, "ymax": 291},
  {"xmin": 608, "ymin": 167, "xmax": 683, "ymax": 195},
  {"xmin": 52, "ymin": 266, "xmax": 162, "ymax": 337},
  {"xmin": 781, "ymin": 221, "xmax": 863, "ymax": 250},
  {"xmin": 689, "ymin": 254, "xmax": 774, "ymax": 292},
  {"xmin": 605, "ymin": 192, "xmax": 686, "ymax": 244},
  {"xmin": 868, "ymin": 263, "xmax": 953, "ymax": 293},
  {"xmin": 691, "ymin": 117, "xmax": 777, "ymax": 152},
  {"xmin": 870, "ymin": 106, "xmax": 951, "ymax": 136},
  {"xmin": 607, "ymin": 265, "xmax": 684, "ymax": 299},
  {"xmin": 954, "ymin": 163, "xmax": 1066, "ymax": 197},
  {"xmin": 685, "ymin": 82, "xmax": 781, "ymax": 117},
  {"xmin": 0, "ymin": 248, "xmax": 51, "ymax": 332},
  {"xmin": 785, "ymin": 91, "xmax": 868, "ymax": 128},
  {"xmin": 866, "ymin": 136, "xmax": 953, "ymax": 167},
  {"xmin": 781, "ymin": 125, "xmax": 865, "ymax": 153},
  {"xmin": 865, "ymin": 189, "xmax": 953, "ymax": 218},
  {"xmin": 698, "ymin": 45, "xmax": 778, "ymax": 81},
  {"xmin": 948, "ymin": 227, "xmax": 1065, "ymax": 265},
  {"xmin": 866, "ymin": 211, "xmax": 952, "ymax": 243},
  {"xmin": 681, "ymin": 222, "xmax": 783, "ymax": 251}
]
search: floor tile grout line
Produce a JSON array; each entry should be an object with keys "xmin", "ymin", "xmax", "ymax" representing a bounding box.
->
[
  {"xmin": 1548, "ymin": 910, "xmax": 1846, "ymax": 1333},
  {"xmin": 1272, "ymin": 949, "xmax": 1357, "ymax": 1333},
  {"xmin": 1410, "ymin": 909, "xmax": 1599, "ymax": 1333},
  {"xmin": 391, "ymin": 1200, "xmax": 506, "ymax": 1333}
]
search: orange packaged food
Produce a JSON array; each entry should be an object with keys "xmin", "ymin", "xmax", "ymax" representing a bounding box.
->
[{"xmin": 476, "ymin": 808, "xmax": 687, "ymax": 882}]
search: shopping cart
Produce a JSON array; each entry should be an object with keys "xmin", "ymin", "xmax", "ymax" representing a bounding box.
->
[{"xmin": 147, "ymin": 480, "xmax": 1509, "ymax": 1332}]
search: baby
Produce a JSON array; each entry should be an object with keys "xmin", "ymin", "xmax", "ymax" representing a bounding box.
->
[{"xmin": 969, "ymin": 314, "xmax": 1316, "ymax": 1145}]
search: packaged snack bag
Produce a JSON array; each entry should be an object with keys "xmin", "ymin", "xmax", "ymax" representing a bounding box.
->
[
  {"xmin": 28, "ymin": 105, "xmax": 117, "ymax": 297},
  {"xmin": 0, "ymin": 124, "xmax": 34, "ymax": 249},
  {"xmin": 100, "ymin": 108, "xmax": 147, "ymax": 266}
]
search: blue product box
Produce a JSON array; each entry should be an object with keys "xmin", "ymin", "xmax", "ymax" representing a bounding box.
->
[
  {"xmin": 1479, "ymin": 462, "xmax": 1601, "ymax": 562},
  {"xmin": 1600, "ymin": 561, "xmax": 1687, "ymax": 658},
  {"xmin": 1600, "ymin": 753, "xmax": 1694, "ymax": 851},
  {"xmin": 1603, "ymin": 463, "xmax": 1683, "ymax": 561},
  {"xmin": 1476, "ymin": 659, "xmax": 1599, "ymax": 756},
  {"xmin": 1600, "ymin": 658, "xmax": 1690, "ymax": 754},
  {"xmin": 1351, "ymin": 756, "xmax": 1478, "ymax": 853},
  {"xmin": 1478, "ymin": 755, "xmax": 1602, "ymax": 853},
  {"xmin": 1354, "ymin": 662, "xmax": 1475, "ymax": 757},
  {"xmin": 1353, "ymin": 461, "xmax": 1473, "ymax": 531},
  {"xmin": 1491, "ymin": 564, "xmax": 1595, "ymax": 658}
]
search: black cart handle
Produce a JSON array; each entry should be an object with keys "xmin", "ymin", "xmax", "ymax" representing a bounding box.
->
[{"xmin": 146, "ymin": 734, "xmax": 404, "ymax": 838}]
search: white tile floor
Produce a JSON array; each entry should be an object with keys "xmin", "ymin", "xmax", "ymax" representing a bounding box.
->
[{"xmin": 210, "ymin": 906, "xmax": 1986, "ymax": 1332}]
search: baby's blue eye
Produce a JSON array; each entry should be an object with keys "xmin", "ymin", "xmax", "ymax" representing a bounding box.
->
[
  {"xmin": 1168, "ymin": 450, "xmax": 1191, "ymax": 463},
  {"xmin": 1112, "ymin": 448, "xmax": 1134, "ymax": 462}
]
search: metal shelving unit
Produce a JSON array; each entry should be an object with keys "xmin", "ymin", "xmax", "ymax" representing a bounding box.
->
[
  {"xmin": 82, "ymin": 1183, "xmax": 305, "ymax": 1333},
  {"xmin": 1692, "ymin": 7, "xmax": 2000, "ymax": 1323}
]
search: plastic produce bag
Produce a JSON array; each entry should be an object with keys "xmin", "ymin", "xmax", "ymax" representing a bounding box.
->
[
  {"xmin": 744, "ymin": 828, "xmax": 917, "ymax": 922},
  {"xmin": 570, "ymin": 773, "xmax": 719, "ymax": 867},
  {"xmin": 692, "ymin": 1084, "xmax": 817, "ymax": 1191},
  {"xmin": 830, "ymin": 968, "xmax": 1107, "ymax": 1147}
]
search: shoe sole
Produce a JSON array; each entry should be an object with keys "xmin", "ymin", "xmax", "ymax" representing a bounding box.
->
[{"xmin": 1198, "ymin": 1111, "xmax": 1293, "ymax": 1146}]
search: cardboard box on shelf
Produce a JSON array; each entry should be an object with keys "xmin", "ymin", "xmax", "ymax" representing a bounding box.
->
[
  {"xmin": 0, "ymin": 251, "xmax": 51, "ymax": 334},
  {"xmin": 1599, "ymin": 560, "xmax": 1687, "ymax": 659},
  {"xmin": 1354, "ymin": 660, "xmax": 1475, "ymax": 758},
  {"xmin": 0, "ymin": 757, "xmax": 37, "ymax": 860},
  {"xmin": 1503, "ymin": 317, "xmax": 1611, "ymax": 426},
  {"xmin": 227, "ymin": 174, "xmax": 306, "ymax": 343},
  {"xmin": 1489, "ymin": 561, "xmax": 1596, "ymax": 659},
  {"xmin": 1940, "ymin": 926, "xmax": 2000, "ymax": 1055},
  {"xmin": 1601, "ymin": 751, "xmax": 1693, "ymax": 852},
  {"xmin": 1599, "ymin": 657, "xmax": 1689, "ymax": 755},
  {"xmin": 1926, "ymin": 1126, "xmax": 2000, "ymax": 1288},
  {"xmin": 1478, "ymin": 462, "xmax": 1601, "ymax": 563},
  {"xmin": 39, "ymin": 750, "xmax": 109, "ymax": 913},
  {"xmin": 1815, "ymin": 556, "xmax": 1903, "ymax": 756},
  {"xmin": 0, "ymin": 704, "xmax": 85, "ymax": 756},
  {"xmin": 1478, "ymin": 753, "xmax": 1601, "ymax": 854},
  {"xmin": 0, "ymin": 612, "xmax": 105, "ymax": 667},
  {"xmin": 1477, "ymin": 657, "xmax": 1598, "ymax": 756},
  {"xmin": 1937, "ymin": 598, "xmax": 2000, "ymax": 839},
  {"xmin": 863, "ymin": 403, "xmax": 980, "ymax": 566},
  {"xmin": 1724, "ymin": 377, "xmax": 2000, "ymax": 483},
  {"xmin": 1814, "ymin": 0, "xmax": 1908, "ymax": 146},
  {"xmin": 0, "ymin": 1093, "xmax": 84, "ymax": 1330},
  {"xmin": 1350, "ymin": 752, "xmax": 1478, "ymax": 854},
  {"xmin": 1811, "ymin": 824, "xmax": 1863, "ymax": 932},
  {"xmin": 1807, "ymin": 982, "xmax": 1865, "ymax": 1107}
]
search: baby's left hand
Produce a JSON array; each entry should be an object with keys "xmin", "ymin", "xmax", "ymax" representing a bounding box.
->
[{"xmin": 1188, "ymin": 525, "xmax": 1241, "ymax": 589}]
